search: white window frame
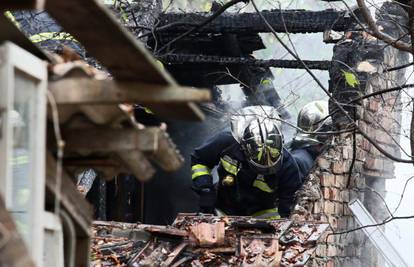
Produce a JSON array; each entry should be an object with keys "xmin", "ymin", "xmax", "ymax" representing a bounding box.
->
[
  {"xmin": 0, "ymin": 41, "xmax": 47, "ymax": 266},
  {"xmin": 43, "ymin": 211, "xmax": 64, "ymax": 267}
]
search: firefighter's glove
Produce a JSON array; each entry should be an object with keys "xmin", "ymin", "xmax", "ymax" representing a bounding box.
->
[{"xmin": 198, "ymin": 187, "xmax": 216, "ymax": 214}]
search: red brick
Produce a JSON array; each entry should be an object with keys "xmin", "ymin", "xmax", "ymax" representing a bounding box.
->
[
  {"xmin": 313, "ymin": 201, "xmax": 323, "ymax": 214},
  {"xmin": 367, "ymin": 99, "xmax": 379, "ymax": 112},
  {"xmin": 320, "ymin": 172, "xmax": 335, "ymax": 187},
  {"xmin": 323, "ymin": 187, "xmax": 337, "ymax": 201},
  {"xmin": 364, "ymin": 157, "xmax": 383, "ymax": 170},
  {"xmin": 335, "ymin": 175, "xmax": 347, "ymax": 188},
  {"xmin": 324, "ymin": 201, "xmax": 336, "ymax": 215},
  {"xmin": 316, "ymin": 244, "xmax": 327, "ymax": 257},
  {"xmin": 332, "ymin": 162, "xmax": 347, "ymax": 174},
  {"xmin": 328, "ymin": 216, "xmax": 338, "ymax": 229},
  {"xmin": 317, "ymin": 157, "xmax": 331, "ymax": 170},
  {"xmin": 335, "ymin": 202, "xmax": 344, "ymax": 214},
  {"xmin": 327, "ymin": 245, "xmax": 337, "ymax": 257}
]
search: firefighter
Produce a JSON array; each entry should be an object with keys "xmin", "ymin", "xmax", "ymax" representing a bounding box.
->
[
  {"xmin": 190, "ymin": 106, "xmax": 304, "ymax": 219},
  {"xmin": 287, "ymin": 100, "xmax": 333, "ymax": 176}
]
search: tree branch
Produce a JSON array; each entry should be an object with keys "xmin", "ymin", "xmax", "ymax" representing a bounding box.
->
[
  {"xmin": 251, "ymin": 0, "xmax": 414, "ymax": 163},
  {"xmin": 356, "ymin": 0, "xmax": 412, "ymax": 53}
]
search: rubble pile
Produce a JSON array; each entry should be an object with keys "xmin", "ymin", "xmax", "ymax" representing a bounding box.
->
[{"xmin": 91, "ymin": 214, "xmax": 329, "ymax": 266}]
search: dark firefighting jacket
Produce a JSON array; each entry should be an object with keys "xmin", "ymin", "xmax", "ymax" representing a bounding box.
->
[
  {"xmin": 191, "ymin": 131, "xmax": 304, "ymax": 218},
  {"xmin": 287, "ymin": 140, "xmax": 320, "ymax": 177}
]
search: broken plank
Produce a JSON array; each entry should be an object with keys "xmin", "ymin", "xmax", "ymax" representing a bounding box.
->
[
  {"xmin": 161, "ymin": 242, "xmax": 188, "ymax": 267},
  {"xmin": 49, "ymin": 78, "xmax": 211, "ymax": 104},
  {"xmin": 144, "ymin": 226, "xmax": 188, "ymax": 237}
]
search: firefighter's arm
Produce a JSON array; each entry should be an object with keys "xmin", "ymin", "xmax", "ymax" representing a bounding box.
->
[
  {"xmin": 277, "ymin": 151, "xmax": 304, "ymax": 217},
  {"xmin": 191, "ymin": 131, "xmax": 235, "ymax": 212},
  {"xmin": 277, "ymin": 179, "xmax": 302, "ymax": 217}
]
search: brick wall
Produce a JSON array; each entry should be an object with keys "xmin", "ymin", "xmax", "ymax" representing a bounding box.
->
[{"xmin": 291, "ymin": 3, "xmax": 409, "ymax": 267}]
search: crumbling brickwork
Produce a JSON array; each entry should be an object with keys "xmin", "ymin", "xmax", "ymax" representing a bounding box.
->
[{"xmin": 292, "ymin": 3, "xmax": 409, "ymax": 267}]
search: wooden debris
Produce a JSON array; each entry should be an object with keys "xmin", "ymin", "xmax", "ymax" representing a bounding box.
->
[
  {"xmin": 190, "ymin": 222, "xmax": 225, "ymax": 247},
  {"xmin": 161, "ymin": 242, "xmax": 188, "ymax": 267},
  {"xmin": 144, "ymin": 226, "xmax": 188, "ymax": 237},
  {"xmin": 240, "ymin": 235, "xmax": 280, "ymax": 267},
  {"xmin": 91, "ymin": 215, "xmax": 330, "ymax": 267}
]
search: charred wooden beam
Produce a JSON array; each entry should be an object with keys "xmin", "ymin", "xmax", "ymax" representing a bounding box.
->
[
  {"xmin": 49, "ymin": 78, "xmax": 211, "ymax": 105},
  {"xmin": 158, "ymin": 54, "xmax": 331, "ymax": 70},
  {"xmin": 146, "ymin": 9, "xmax": 353, "ymax": 35}
]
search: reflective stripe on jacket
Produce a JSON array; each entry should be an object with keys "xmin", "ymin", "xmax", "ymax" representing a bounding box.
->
[{"xmin": 191, "ymin": 131, "xmax": 304, "ymax": 218}]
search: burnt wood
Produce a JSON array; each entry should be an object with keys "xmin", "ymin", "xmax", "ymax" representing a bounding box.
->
[
  {"xmin": 143, "ymin": 9, "xmax": 353, "ymax": 35},
  {"xmin": 158, "ymin": 54, "xmax": 332, "ymax": 70}
]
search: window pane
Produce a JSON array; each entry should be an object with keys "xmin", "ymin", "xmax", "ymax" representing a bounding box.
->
[{"xmin": 10, "ymin": 70, "xmax": 38, "ymax": 243}]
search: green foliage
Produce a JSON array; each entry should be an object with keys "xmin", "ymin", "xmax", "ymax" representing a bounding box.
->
[
  {"xmin": 341, "ymin": 70, "xmax": 360, "ymax": 88},
  {"xmin": 261, "ymin": 79, "xmax": 272, "ymax": 86}
]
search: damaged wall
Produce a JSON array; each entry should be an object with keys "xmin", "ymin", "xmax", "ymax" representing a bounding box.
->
[{"xmin": 291, "ymin": 2, "xmax": 409, "ymax": 267}]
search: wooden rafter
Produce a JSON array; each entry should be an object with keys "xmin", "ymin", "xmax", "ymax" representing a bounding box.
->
[
  {"xmin": 49, "ymin": 78, "xmax": 211, "ymax": 105},
  {"xmin": 61, "ymin": 127, "xmax": 183, "ymax": 179}
]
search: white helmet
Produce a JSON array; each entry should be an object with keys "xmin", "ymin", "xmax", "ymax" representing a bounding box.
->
[
  {"xmin": 231, "ymin": 106, "xmax": 283, "ymax": 175},
  {"xmin": 295, "ymin": 100, "xmax": 332, "ymax": 145}
]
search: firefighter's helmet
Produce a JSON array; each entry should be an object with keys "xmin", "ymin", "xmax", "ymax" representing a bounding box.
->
[
  {"xmin": 295, "ymin": 100, "xmax": 332, "ymax": 146},
  {"xmin": 241, "ymin": 117, "xmax": 284, "ymax": 175}
]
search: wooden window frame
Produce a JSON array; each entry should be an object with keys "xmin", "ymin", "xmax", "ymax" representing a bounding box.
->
[{"xmin": 0, "ymin": 41, "xmax": 47, "ymax": 266}]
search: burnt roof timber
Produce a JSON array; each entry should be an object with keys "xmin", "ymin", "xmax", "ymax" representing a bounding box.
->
[
  {"xmin": 45, "ymin": 0, "xmax": 204, "ymax": 121},
  {"xmin": 141, "ymin": 9, "xmax": 353, "ymax": 34},
  {"xmin": 158, "ymin": 54, "xmax": 331, "ymax": 71}
]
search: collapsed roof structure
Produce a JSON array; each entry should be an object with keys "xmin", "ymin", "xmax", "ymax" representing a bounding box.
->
[{"xmin": 91, "ymin": 214, "xmax": 329, "ymax": 266}]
